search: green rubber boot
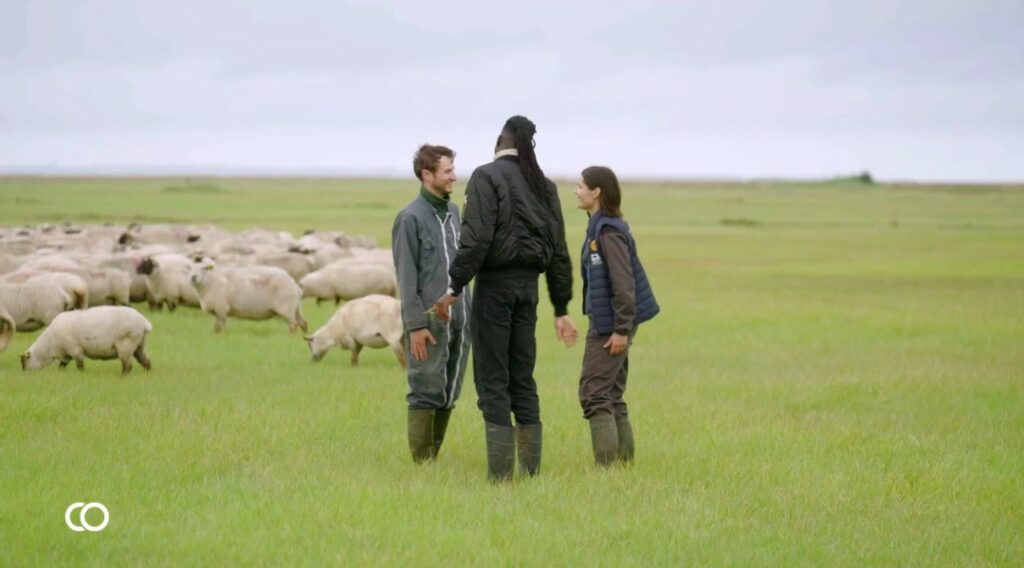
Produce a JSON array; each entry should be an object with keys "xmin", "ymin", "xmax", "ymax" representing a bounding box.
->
[
  {"xmin": 515, "ymin": 423, "xmax": 543, "ymax": 477},
  {"xmin": 615, "ymin": 415, "xmax": 635, "ymax": 463},
  {"xmin": 485, "ymin": 422, "xmax": 515, "ymax": 482},
  {"xmin": 433, "ymin": 408, "xmax": 453, "ymax": 458},
  {"xmin": 588, "ymin": 413, "xmax": 619, "ymax": 467},
  {"xmin": 408, "ymin": 408, "xmax": 435, "ymax": 463}
]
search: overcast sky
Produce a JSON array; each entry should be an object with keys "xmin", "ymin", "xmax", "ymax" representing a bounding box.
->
[{"xmin": 2, "ymin": 0, "xmax": 1022, "ymax": 181}]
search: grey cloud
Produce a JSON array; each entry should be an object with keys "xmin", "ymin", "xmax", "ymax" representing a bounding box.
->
[{"xmin": 1, "ymin": 0, "xmax": 1022, "ymax": 180}]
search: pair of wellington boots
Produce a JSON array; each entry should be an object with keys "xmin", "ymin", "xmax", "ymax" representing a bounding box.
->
[
  {"xmin": 407, "ymin": 408, "xmax": 453, "ymax": 462},
  {"xmin": 589, "ymin": 413, "xmax": 635, "ymax": 466},
  {"xmin": 484, "ymin": 422, "xmax": 542, "ymax": 482}
]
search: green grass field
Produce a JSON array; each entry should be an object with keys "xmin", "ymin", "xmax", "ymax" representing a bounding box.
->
[{"xmin": 1, "ymin": 176, "xmax": 1022, "ymax": 565}]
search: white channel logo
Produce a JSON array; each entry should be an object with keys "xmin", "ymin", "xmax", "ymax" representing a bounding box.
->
[{"xmin": 65, "ymin": 502, "xmax": 109, "ymax": 532}]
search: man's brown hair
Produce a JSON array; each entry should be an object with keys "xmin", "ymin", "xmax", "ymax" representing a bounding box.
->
[{"xmin": 413, "ymin": 144, "xmax": 455, "ymax": 181}]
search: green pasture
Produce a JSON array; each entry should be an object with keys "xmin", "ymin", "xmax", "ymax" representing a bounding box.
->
[{"xmin": 1, "ymin": 176, "xmax": 1022, "ymax": 565}]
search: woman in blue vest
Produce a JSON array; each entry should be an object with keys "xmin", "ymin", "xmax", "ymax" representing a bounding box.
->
[{"xmin": 575, "ymin": 166, "xmax": 659, "ymax": 466}]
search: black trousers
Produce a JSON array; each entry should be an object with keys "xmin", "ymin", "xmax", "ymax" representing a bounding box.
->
[{"xmin": 471, "ymin": 269, "xmax": 541, "ymax": 427}]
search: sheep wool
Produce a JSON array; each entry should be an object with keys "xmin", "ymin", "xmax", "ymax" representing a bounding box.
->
[
  {"xmin": 307, "ymin": 294, "xmax": 405, "ymax": 367},
  {"xmin": 20, "ymin": 306, "xmax": 153, "ymax": 375}
]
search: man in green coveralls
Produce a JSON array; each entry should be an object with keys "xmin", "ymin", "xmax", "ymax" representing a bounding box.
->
[{"xmin": 391, "ymin": 144, "xmax": 472, "ymax": 463}]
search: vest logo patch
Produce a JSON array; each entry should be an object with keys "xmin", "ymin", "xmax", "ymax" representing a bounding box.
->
[{"xmin": 590, "ymin": 253, "xmax": 603, "ymax": 266}]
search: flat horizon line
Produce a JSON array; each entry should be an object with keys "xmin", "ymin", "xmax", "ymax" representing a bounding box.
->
[{"xmin": 1, "ymin": 166, "xmax": 1021, "ymax": 187}]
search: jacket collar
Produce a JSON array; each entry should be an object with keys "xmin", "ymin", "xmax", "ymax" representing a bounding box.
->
[{"xmin": 586, "ymin": 209, "xmax": 607, "ymax": 235}]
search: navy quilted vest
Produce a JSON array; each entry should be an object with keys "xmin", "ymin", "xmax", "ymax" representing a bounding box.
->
[{"xmin": 580, "ymin": 211, "xmax": 660, "ymax": 335}]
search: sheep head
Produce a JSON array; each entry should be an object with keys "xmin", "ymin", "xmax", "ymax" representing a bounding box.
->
[
  {"xmin": 136, "ymin": 256, "xmax": 156, "ymax": 275},
  {"xmin": 189, "ymin": 257, "xmax": 217, "ymax": 287}
]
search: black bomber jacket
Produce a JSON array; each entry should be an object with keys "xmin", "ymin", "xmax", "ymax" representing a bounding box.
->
[{"xmin": 449, "ymin": 156, "xmax": 573, "ymax": 316}]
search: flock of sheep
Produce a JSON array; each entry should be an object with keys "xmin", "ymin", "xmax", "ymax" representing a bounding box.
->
[{"xmin": 0, "ymin": 222, "xmax": 407, "ymax": 375}]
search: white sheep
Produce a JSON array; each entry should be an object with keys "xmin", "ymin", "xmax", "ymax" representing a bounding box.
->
[
  {"xmin": 311, "ymin": 245, "xmax": 355, "ymax": 270},
  {"xmin": 79, "ymin": 267, "xmax": 131, "ymax": 306},
  {"xmin": 335, "ymin": 234, "xmax": 377, "ymax": 249},
  {"xmin": 0, "ymin": 302, "xmax": 14, "ymax": 354},
  {"xmin": 100, "ymin": 249, "xmax": 174, "ymax": 303},
  {"xmin": 190, "ymin": 258, "xmax": 308, "ymax": 333},
  {"xmin": 19, "ymin": 306, "xmax": 153, "ymax": 375},
  {"xmin": 252, "ymin": 249, "xmax": 315, "ymax": 281},
  {"xmin": 0, "ymin": 281, "xmax": 72, "ymax": 331},
  {"xmin": 136, "ymin": 253, "xmax": 201, "ymax": 311},
  {"xmin": 347, "ymin": 248, "xmax": 395, "ymax": 269},
  {"xmin": 306, "ymin": 294, "xmax": 405, "ymax": 367},
  {"xmin": 0, "ymin": 252, "xmax": 21, "ymax": 274},
  {"xmin": 2, "ymin": 270, "xmax": 90, "ymax": 309},
  {"xmin": 299, "ymin": 262, "xmax": 397, "ymax": 305}
]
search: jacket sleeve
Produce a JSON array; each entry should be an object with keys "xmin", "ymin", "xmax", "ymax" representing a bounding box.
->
[
  {"xmin": 543, "ymin": 179, "xmax": 573, "ymax": 317},
  {"xmin": 598, "ymin": 226, "xmax": 636, "ymax": 334},
  {"xmin": 449, "ymin": 169, "xmax": 497, "ymax": 296},
  {"xmin": 391, "ymin": 212, "xmax": 428, "ymax": 331}
]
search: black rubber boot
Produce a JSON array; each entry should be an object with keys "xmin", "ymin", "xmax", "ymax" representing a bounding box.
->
[
  {"xmin": 485, "ymin": 422, "xmax": 515, "ymax": 482},
  {"xmin": 588, "ymin": 413, "xmax": 619, "ymax": 467},
  {"xmin": 615, "ymin": 415, "xmax": 635, "ymax": 463},
  {"xmin": 515, "ymin": 423, "xmax": 543, "ymax": 477},
  {"xmin": 433, "ymin": 408, "xmax": 453, "ymax": 458},
  {"xmin": 408, "ymin": 408, "xmax": 435, "ymax": 463}
]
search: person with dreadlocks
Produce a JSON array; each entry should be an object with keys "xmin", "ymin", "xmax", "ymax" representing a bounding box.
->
[{"xmin": 434, "ymin": 115, "xmax": 578, "ymax": 482}]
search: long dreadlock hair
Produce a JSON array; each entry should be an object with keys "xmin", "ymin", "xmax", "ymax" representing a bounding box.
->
[{"xmin": 503, "ymin": 115, "xmax": 547, "ymax": 200}]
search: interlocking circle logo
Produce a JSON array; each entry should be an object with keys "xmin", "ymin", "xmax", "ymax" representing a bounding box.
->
[{"xmin": 65, "ymin": 502, "xmax": 109, "ymax": 532}]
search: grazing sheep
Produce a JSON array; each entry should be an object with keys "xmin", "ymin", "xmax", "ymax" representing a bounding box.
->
[
  {"xmin": 18, "ymin": 254, "xmax": 84, "ymax": 274},
  {"xmin": 299, "ymin": 263, "xmax": 397, "ymax": 305},
  {"xmin": 0, "ymin": 237, "xmax": 36, "ymax": 256},
  {"xmin": 20, "ymin": 306, "xmax": 153, "ymax": 375},
  {"xmin": 0, "ymin": 302, "xmax": 14, "ymax": 354},
  {"xmin": 347, "ymin": 248, "xmax": 395, "ymax": 269},
  {"xmin": 237, "ymin": 228, "xmax": 297, "ymax": 247},
  {"xmin": 335, "ymin": 234, "xmax": 377, "ymax": 249},
  {"xmin": 3, "ymin": 270, "xmax": 90, "ymax": 309},
  {"xmin": 306, "ymin": 294, "xmax": 405, "ymax": 367},
  {"xmin": 99, "ymin": 249, "xmax": 174, "ymax": 303},
  {"xmin": 117, "ymin": 223, "xmax": 195, "ymax": 247},
  {"xmin": 252, "ymin": 249, "xmax": 315, "ymax": 281},
  {"xmin": 190, "ymin": 258, "xmax": 308, "ymax": 333},
  {"xmin": 311, "ymin": 245, "xmax": 355, "ymax": 270},
  {"xmin": 80, "ymin": 267, "xmax": 132, "ymax": 306},
  {"xmin": 0, "ymin": 281, "xmax": 72, "ymax": 331},
  {"xmin": 136, "ymin": 253, "xmax": 200, "ymax": 311},
  {"xmin": 0, "ymin": 252, "xmax": 21, "ymax": 274}
]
